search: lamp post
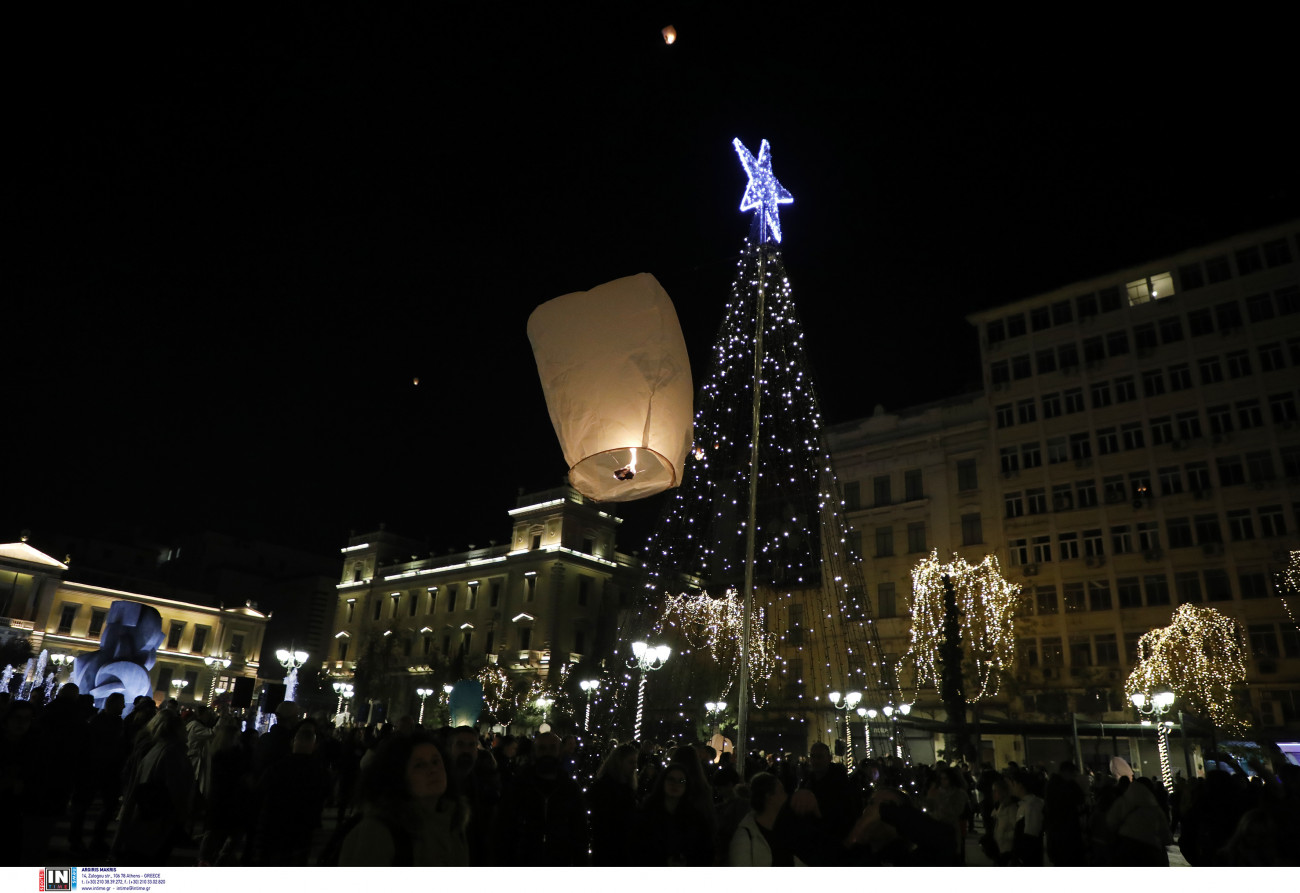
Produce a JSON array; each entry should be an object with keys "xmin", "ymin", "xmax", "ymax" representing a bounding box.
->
[
  {"xmin": 628, "ymin": 641, "xmax": 671, "ymax": 742},
  {"xmin": 857, "ymin": 707, "xmax": 875, "ymax": 759},
  {"xmin": 704, "ymin": 701, "xmax": 727, "ymax": 742},
  {"xmin": 49, "ymin": 653, "xmax": 73, "ymax": 679},
  {"xmin": 1131, "ymin": 686, "xmax": 1177, "ymax": 790},
  {"xmin": 276, "ymin": 647, "xmax": 309, "ymax": 705},
  {"xmin": 828, "ymin": 691, "xmax": 862, "ymax": 769},
  {"xmin": 333, "ymin": 681, "xmax": 354, "ymax": 716},
  {"xmin": 443, "ymin": 684, "xmax": 454, "ymax": 725},
  {"xmin": 204, "ymin": 655, "xmax": 231, "ymax": 705},
  {"xmin": 170, "ymin": 678, "xmax": 189, "ymax": 701},
  {"xmin": 579, "ymin": 679, "xmax": 600, "ymax": 731},
  {"xmin": 536, "ymin": 697, "xmax": 553, "ymax": 732},
  {"xmin": 416, "ymin": 687, "xmax": 434, "ymax": 726},
  {"xmin": 882, "ymin": 702, "xmax": 910, "ymax": 760}
]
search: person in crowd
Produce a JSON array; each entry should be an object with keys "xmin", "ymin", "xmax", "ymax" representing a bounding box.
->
[
  {"xmin": 448, "ymin": 725, "xmax": 499, "ymax": 865},
  {"xmin": 588, "ymin": 742, "xmax": 639, "ymax": 866},
  {"xmin": 842, "ymin": 786, "xmax": 956, "ymax": 866},
  {"xmin": 113, "ymin": 709, "xmax": 194, "ymax": 865},
  {"xmin": 729, "ymin": 771, "xmax": 800, "ymax": 866},
  {"xmin": 922, "ymin": 765, "xmax": 968, "ymax": 864},
  {"xmin": 797, "ymin": 741, "xmax": 862, "ymax": 844},
  {"xmin": 1043, "ymin": 761, "xmax": 1088, "ymax": 866},
  {"xmin": 1106, "ymin": 775, "xmax": 1174, "ymax": 866},
  {"xmin": 339, "ymin": 730, "xmax": 468, "ymax": 866},
  {"xmin": 495, "ymin": 731, "xmax": 588, "ymax": 865},
  {"xmin": 198, "ymin": 716, "xmax": 253, "ymax": 866},
  {"xmin": 68, "ymin": 692, "xmax": 129, "ymax": 855},
  {"xmin": 1009, "ymin": 769, "xmax": 1045, "ymax": 866},
  {"xmin": 253, "ymin": 700, "xmax": 301, "ymax": 775},
  {"xmin": 636, "ymin": 760, "xmax": 715, "ymax": 866},
  {"xmin": 251, "ymin": 718, "xmax": 331, "ymax": 865}
]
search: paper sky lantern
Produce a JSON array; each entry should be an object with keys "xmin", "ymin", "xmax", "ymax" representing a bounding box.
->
[{"xmin": 529, "ymin": 273, "xmax": 693, "ymax": 503}]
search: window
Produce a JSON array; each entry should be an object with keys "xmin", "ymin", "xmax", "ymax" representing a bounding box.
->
[
  {"xmin": 1076, "ymin": 479, "xmax": 1098, "ymax": 508},
  {"xmin": 1022, "ymin": 442, "xmax": 1042, "ymax": 468},
  {"xmin": 788, "ymin": 604, "xmax": 804, "ymax": 645},
  {"xmin": 1047, "ymin": 437, "xmax": 1068, "ymax": 464},
  {"xmin": 1157, "ymin": 316, "xmax": 1183, "ymax": 344},
  {"xmin": 907, "ymin": 522, "xmax": 926, "ymax": 553},
  {"xmin": 372, "ymin": 597, "xmax": 382, "ymax": 621},
  {"xmin": 490, "ymin": 581, "xmax": 501, "ymax": 608},
  {"xmin": 1097, "ymin": 427, "xmax": 1119, "ymax": 455},
  {"xmin": 1216, "ymin": 455, "xmax": 1245, "ymax": 487},
  {"xmin": 1138, "ymin": 521, "xmax": 1160, "ymax": 552},
  {"xmin": 1195, "ymin": 514, "xmax": 1223, "ymax": 545},
  {"xmin": 192, "ymin": 626, "xmax": 209, "ymax": 654},
  {"xmin": 904, "ymin": 469, "xmax": 924, "ymax": 501},
  {"xmin": 875, "ymin": 526, "xmax": 894, "ymax": 557},
  {"xmin": 1263, "ymin": 238, "xmax": 1293, "ymax": 268},
  {"xmin": 1069, "ymin": 635, "xmax": 1091, "ymax": 666},
  {"xmin": 1104, "ymin": 476, "xmax": 1127, "ymax": 504},
  {"xmin": 1246, "ymin": 451, "xmax": 1276, "ymax": 483},
  {"xmin": 991, "ymin": 361, "xmax": 1010, "ymax": 385},
  {"xmin": 1027, "ymin": 488, "xmax": 1048, "ymax": 514},
  {"xmin": 1179, "ymin": 262, "xmax": 1204, "ymax": 290},
  {"xmin": 1099, "ymin": 286, "xmax": 1122, "ymax": 312},
  {"xmin": 1078, "ymin": 293, "xmax": 1099, "ymax": 317},
  {"xmin": 1167, "ymin": 517, "xmax": 1194, "ymax": 548},
  {"xmin": 1117, "ymin": 577, "xmax": 1142, "ymax": 608},
  {"xmin": 1113, "ymin": 526, "xmax": 1134, "ymax": 556},
  {"xmin": 1207, "ymin": 405, "xmax": 1233, "ymax": 437},
  {"xmin": 1150, "ymin": 416, "xmax": 1174, "ymax": 445},
  {"xmin": 1240, "ymin": 572, "xmax": 1270, "ymax": 600},
  {"xmin": 1198, "ymin": 356, "xmax": 1224, "ymax": 385},
  {"xmin": 1237, "ymin": 399, "xmax": 1264, "ymax": 429},
  {"xmin": 1234, "ymin": 246, "xmax": 1263, "ymax": 276},
  {"xmin": 1091, "ymin": 381, "xmax": 1112, "ymax": 408},
  {"xmin": 1131, "ymin": 470, "xmax": 1153, "ymax": 500},
  {"xmin": 1175, "ymin": 571, "xmax": 1202, "ymax": 604},
  {"xmin": 1083, "ymin": 335, "xmax": 1106, "ymax": 363},
  {"xmin": 1004, "ymin": 492, "xmax": 1024, "ymax": 518},
  {"xmin": 167, "ymin": 621, "xmax": 185, "ymax": 651},
  {"xmin": 1016, "ymin": 399, "xmax": 1037, "ymax": 424},
  {"xmin": 1269, "ymin": 392, "xmax": 1298, "ymax": 423},
  {"xmin": 1158, "ymin": 466, "xmax": 1183, "ymax": 496},
  {"xmin": 230, "ymin": 634, "xmax": 245, "ymax": 655},
  {"xmin": 518, "ymin": 627, "xmax": 531, "ymax": 650},
  {"xmin": 1070, "ymin": 432, "xmax": 1092, "ymax": 461},
  {"xmin": 877, "ymin": 583, "xmax": 897, "ymax": 619},
  {"xmin": 1036, "ymin": 348, "xmax": 1057, "ymax": 375},
  {"xmin": 88, "ymin": 608, "xmax": 108, "ymax": 639},
  {"xmin": 1058, "ymin": 343, "xmax": 1080, "ymax": 369},
  {"xmin": 1052, "ymin": 300, "xmax": 1073, "ymax": 325},
  {"xmin": 1228, "ymin": 509, "xmax": 1255, "ymax": 541},
  {"xmin": 1007, "ymin": 313, "xmax": 1027, "ymax": 337},
  {"xmin": 1260, "ymin": 342, "xmax": 1285, "ymax": 372},
  {"xmin": 1052, "ymin": 484, "xmax": 1074, "ymax": 512},
  {"xmin": 446, "ymin": 585, "xmax": 458, "ymax": 611},
  {"xmin": 1042, "ymin": 393, "xmax": 1062, "ymax": 418},
  {"xmin": 1278, "ymin": 285, "xmax": 1300, "ymax": 315},
  {"xmin": 1019, "ymin": 639, "xmax": 1039, "ymax": 668},
  {"xmin": 1246, "ymin": 293, "xmax": 1275, "ymax": 323},
  {"xmin": 996, "ymin": 403, "xmax": 1014, "ymax": 428},
  {"xmin": 525, "ymin": 576, "xmax": 537, "ymax": 602},
  {"xmin": 1189, "ymin": 308, "xmax": 1215, "ymax": 336},
  {"xmin": 1168, "ymin": 364, "xmax": 1192, "ymax": 391},
  {"xmin": 1249, "ymin": 625, "xmax": 1280, "ymax": 660},
  {"xmin": 1031, "ymin": 305, "xmax": 1052, "ymax": 332},
  {"xmin": 1106, "ymin": 330, "xmax": 1130, "ymax": 356},
  {"xmin": 1032, "ymin": 534, "xmax": 1052, "ymax": 563},
  {"xmin": 409, "ymin": 592, "xmax": 419, "ymax": 616},
  {"xmin": 1205, "ymin": 255, "xmax": 1231, "ymax": 283},
  {"xmin": 1176, "ymin": 411, "xmax": 1203, "ymax": 441},
  {"xmin": 1259, "ymin": 505, "xmax": 1287, "ymax": 538},
  {"xmin": 1036, "ymin": 585, "xmax": 1059, "ymax": 615},
  {"xmin": 843, "ymin": 481, "xmax": 860, "ymax": 510},
  {"xmin": 1089, "ymin": 580, "xmax": 1112, "ymax": 612},
  {"xmin": 339, "ymin": 642, "xmax": 349, "ymax": 662},
  {"xmin": 1012, "ymin": 355, "xmax": 1032, "ymax": 380},
  {"xmin": 1186, "ymin": 461, "xmax": 1212, "ymax": 491},
  {"xmin": 1042, "ymin": 637, "xmax": 1064, "ymax": 667},
  {"xmin": 1215, "ymin": 301, "xmax": 1244, "ymax": 331},
  {"xmin": 58, "ymin": 604, "xmax": 78, "ymax": 635},
  {"xmin": 956, "ymin": 459, "xmax": 978, "ymax": 491},
  {"xmin": 1142, "ymin": 370, "xmax": 1165, "ymax": 398},
  {"xmin": 1059, "ymin": 532, "xmax": 1079, "ymax": 560},
  {"xmin": 531, "ymin": 533, "xmax": 542, "ymax": 550},
  {"xmin": 1284, "ymin": 445, "xmax": 1300, "ymax": 478},
  {"xmin": 1226, "ymin": 351, "xmax": 1252, "ymax": 379},
  {"xmin": 1083, "ymin": 528, "xmax": 1104, "ymax": 557},
  {"xmin": 1000, "ymin": 446, "xmax": 1020, "ymax": 475},
  {"xmin": 1114, "ymin": 376, "xmax": 1137, "ymax": 402},
  {"xmin": 1064, "ymin": 388, "xmax": 1085, "ymax": 414},
  {"xmin": 961, "ymin": 513, "xmax": 983, "ymax": 545},
  {"xmin": 1121, "ymin": 422, "xmax": 1145, "ymax": 450},
  {"xmin": 846, "ymin": 529, "xmax": 862, "ymax": 560},
  {"xmin": 1144, "ymin": 575, "xmax": 1171, "ymax": 606},
  {"xmin": 986, "ymin": 319, "xmax": 1006, "ymax": 344},
  {"xmin": 1009, "ymin": 538, "xmax": 1029, "ymax": 565},
  {"xmin": 1095, "ymin": 633, "xmax": 1119, "ymax": 665},
  {"xmin": 1132, "ymin": 325, "xmax": 1157, "ymax": 354},
  {"xmin": 873, "ymin": 475, "xmax": 891, "ymax": 506},
  {"xmin": 1205, "ymin": 569, "xmax": 1232, "ymax": 601},
  {"xmin": 785, "ymin": 658, "xmax": 804, "ymax": 699}
]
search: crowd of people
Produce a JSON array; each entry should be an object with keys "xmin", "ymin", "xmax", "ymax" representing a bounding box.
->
[{"xmin": 1, "ymin": 683, "xmax": 1298, "ymax": 867}]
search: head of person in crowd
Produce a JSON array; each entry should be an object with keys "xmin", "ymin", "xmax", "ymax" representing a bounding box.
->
[
  {"xmin": 713, "ymin": 764, "xmax": 741, "ymax": 798},
  {"xmin": 147, "ymin": 708, "xmax": 187, "ymax": 746},
  {"xmin": 274, "ymin": 700, "xmax": 303, "ymax": 728},
  {"xmin": 360, "ymin": 730, "xmax": 462, "ymax": 825},
  {"xmin": 532, "ymin": 732, "xmax": 563, "ymax": 779},
  {"xmin": 101, "ymin": 692, "xmax": 125, "ymax": 718},
  {"xmin": 596, "ymin": 742, "xmax": 640, "ymax": 792},
  {"xmin": 212, "ymin": 715, "xmax": 241, "ymax": 753},
  {"xmin": 808, "ymin": 741, "xmax": 833, "ymax": 779},
  {"xmin": 559, "ymin": 734, "xmax": 578, "ymax": 758},
  {"xmin": 749, "ymin": 771, "xmax": 788, "ymax": 819},
  {"xmin": 292, "ymin": 718, "xmax": 319, "ymax": 755},
  {"xmin": 648, "ymin": 764, "xmax": 692, "ymax": 813},
  {"xmin": 448, "ymin": 726, "xmax": 480, "ymax": 777}
]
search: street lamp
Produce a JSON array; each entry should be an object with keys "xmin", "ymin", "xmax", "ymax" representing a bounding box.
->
[
  {"xmin": 628, "ymin": 641, "xmax": 671, "ymax": 741},
  {"xmin": 170, "ymin": 678, "xmax": 189, "ymax": 700},
  {"xmin": 704, "ymin": 700, "xmax": 727, "ymax": 743},
  {"xmin": 882, "ymin": 703, "xmax": 909, "ymax": 759},
  {"xmin": 416, "ymin": 687, "xmax": 434, "ymax": 726},
  {"xmin": 49, "ymin": 653, "xmax": 74, "ymax": 677},
  {"xmin": 205, "ymin": 655, "xmax": 231, "ymax": 705},
  {"xmin": 1131, "ymin": 686, "xmax": 1177, "ymax": 790},
  {"xmin": 857, "ymin": 707, "xmax": 876, "ymax": 758},
  {"xmin": 579, "ymin": 679, "xmax": 600, "ymax": 731},
  {"xmin": 536, "ymin": 697, "xmax": 553, "ymax": 727},
  {"xmin": 276, "ymin": 648, "xmax": 309, "ymax": 704},
  {"xmin": 333, "ymin": 681, "xmax": 354, "ymax": 715},
  {"xmin": 828, "ymin": 691, "xmax": 862, "ymax": 770}
]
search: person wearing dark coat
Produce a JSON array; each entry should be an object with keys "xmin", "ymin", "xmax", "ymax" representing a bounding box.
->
[
  {"xmin": 1043, "ymin": 761, "xmax": 1088, "ymax": 866},
  {"xmin": 69, "ymin": 692, "xmax": 129, "ymax": 854},
  {"xmin": 495, "ymin": 731, "xmax": 588, "ymax": 866},
  {"xmin": 588, "ymin": 743, "xmax": 639, "ymax": 866}
]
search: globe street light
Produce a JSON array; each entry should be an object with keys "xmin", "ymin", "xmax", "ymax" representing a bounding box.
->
[
  {"xmin": 443, "ymin": 684, "xmax": 454, "ymax": 725},
  {"xmin": 579, "ymin": 679, "xmax": 600, "ymax": 731},
  {"xmin": 857, "ymin": 707, "xmax": 876, "ymax": 759},
  {"xmin": 416, "ymin": 687, "xmax": 434, "ymax": 726},
  {"xmin": 628, "ymin": 641, "xmax": 671, "ymax": 741},
  {"xmin": 704, "ymin": 701, "xmax": 727, "ymax": 742},
  {"xmin": 276, "ymin": 648, "xmax": 309, "ymax": 705},
  {"xmin": 170, "ymin": 678, "xmax": 189, "ymax": 701},
  {"xmin": 333, "ymin": 681, "xmax": 354, "ymax": 716},
  {"xmin": 205, "ymin": 655, "xmax": 231, "ymax": 705},
  {"xmin": 1131, "ymin": 686, "xmax": 1177, "ymax": 791},
  {"xmin": 828, "ymin": 691, "xmax": 862, "ymax": 769},
  {"xmin": 536, "ymin": 697, "xmax": 553, "ymax": 727}
]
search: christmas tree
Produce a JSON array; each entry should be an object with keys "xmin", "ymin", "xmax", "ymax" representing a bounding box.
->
[{"xmin": 615, "ymin": 139, "xmax": 902, "ymax": 754}]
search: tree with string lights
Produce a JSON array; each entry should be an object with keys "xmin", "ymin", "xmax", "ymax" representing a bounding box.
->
[
  {"xmin": 1278, "ymin": 549, "xmax": 1300, "ymax": 633},
  {"xmin": 1124, "ymin": 603, "xmax": 1250, "ymax": 737}
]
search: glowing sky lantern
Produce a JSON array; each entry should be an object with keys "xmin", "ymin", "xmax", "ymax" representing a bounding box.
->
[
  {"xmin": 662, "ymin": 25, "xmax": 677, "ymax": 45},
  {"xmin": 528, "ymin": 273, "xmax": 693, "ymax": 502}
]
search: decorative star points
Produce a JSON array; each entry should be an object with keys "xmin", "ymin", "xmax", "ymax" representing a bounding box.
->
[{"xmin": 733, "ymin": 138, "xmax": 793, "ymax": 243}]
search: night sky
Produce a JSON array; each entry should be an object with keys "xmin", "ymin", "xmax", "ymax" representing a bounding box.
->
[{"xmin": 10, "ymin": 7, "xmax": 1296, "ymax": 560}]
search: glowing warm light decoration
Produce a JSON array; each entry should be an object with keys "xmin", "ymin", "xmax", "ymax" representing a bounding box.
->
[
  {"xmin": 528, "ymin": 273, "xmax": 693, "ymax": 502},
  {"xmin": 1278, "ymin": 550, "xmax": 1300, "ymax": 633},
  {"xmin": 905, "ymin": 551, "xmax": 1019, "ymax": 701},
  {"xmin": 660, "ymin": 588, "xmax": 779, "ymax": 705},
  {"xmin": 733, "ymin": 138, "xmax": 793, "ymax": 243},
  {"xmin": 661, "ymin": 25, "xmax": 676, "ymax": 44},
  {"xmin": 1124, "ymin": 603, "xmax": 1249, "ymax": 734}
]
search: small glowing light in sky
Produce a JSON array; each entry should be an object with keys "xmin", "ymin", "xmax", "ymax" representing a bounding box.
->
[{"xmin": 662, "ymin": 25, "xmax": 677, "ymax": 45}]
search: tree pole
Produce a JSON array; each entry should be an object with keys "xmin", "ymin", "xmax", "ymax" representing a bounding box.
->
[{"xmin": 939, "ymin": 572, "xmax": 969, "ymax": 761}]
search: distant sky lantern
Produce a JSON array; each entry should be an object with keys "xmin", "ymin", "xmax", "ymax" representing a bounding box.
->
[
  {"xmin": 662, "ymin": 25, "xmax": 676, "ymax": 45},
  {"xmin": 413, "ymin": 376, "xmax": 420, "ymax": 386},
  {"xmin": 528, "ymin": 273, "xmax": 693, "ymax": 502}
]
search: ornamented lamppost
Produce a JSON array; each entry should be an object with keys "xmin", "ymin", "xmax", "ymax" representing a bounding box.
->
[
  {"xmin": 579, "ymin": 679, "xmax": 600, "ymax": 731},
  {"xmin": 882, "ymin": 702, "xmax": 911, "ymax": 759},
  {"xmin": 443, "ymin": 684, "xmax": 454, "ymax": 725},
  {"xmin": 333, "ymin": 681, "xmax": 354, "ymax": 716},
  {"xmin": 705, "ymin": 700, "xmax": 727, "ymax": 739},
  {"xmin": 205, "ymin": 655, "xmax": 231, "ymax": 705},
  {"xmin": 1131, "ymin": 686, "xmax": 1177, "ymax": 791},
  {"xmin": 828, "ymin": 691, "xmax": 862, "ymax": 769},
  {"xmin": 276, "ymin": 648, "xmax": 309, "ymax": 705},
  {"xmin": 416, "ymin": 687, "xmax": 434, "ymax": 726},
  {"xmin": 628, "ymin": 641, "xmax": 671, "ymax": 742},
  {"xmin": 857, "ymin": 707, "xmax": 875, "ymax": 758},
  {"xmin": 170, "ymin": 678, "xmax": 189, "ymax": 701}
]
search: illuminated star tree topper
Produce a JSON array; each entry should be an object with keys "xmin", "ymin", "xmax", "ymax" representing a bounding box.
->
[{"xmin": 733, "ymin": 138, "xmax": 793, "ymax": 243}]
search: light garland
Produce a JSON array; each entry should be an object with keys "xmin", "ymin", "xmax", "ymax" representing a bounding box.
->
[
  {"xmin": 1278, "ymin": 550, "xmax": 1300, "ymax": 634},
  {"xmin": 660, "ymin": 588, "xmax": 779, "ymax": 706},
  {"xmin": 1124, "ymin": 603, "xmax": 1249, "ymax": 734},
  {"xmin": 905, "ymin": 551, "xmax": 1020, "ymax": 701}
]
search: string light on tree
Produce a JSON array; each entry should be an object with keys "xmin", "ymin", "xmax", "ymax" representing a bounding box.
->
[{"xmin": 660, "ymin": 589, "xmax": 779, "ymax": 705}]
